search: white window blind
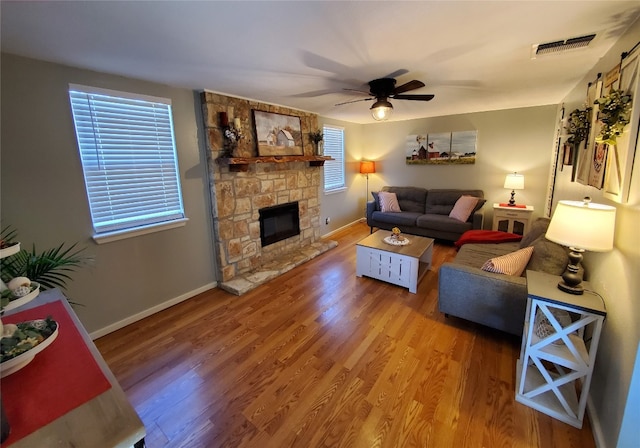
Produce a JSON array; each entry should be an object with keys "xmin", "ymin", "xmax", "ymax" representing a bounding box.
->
[
  {"xmin": 323, "ymin": 126, "xmax": 345, "ymax": 192},
  {"xmin": 69, "ymin": 85, "xmax": 185, "ymax": 235}
]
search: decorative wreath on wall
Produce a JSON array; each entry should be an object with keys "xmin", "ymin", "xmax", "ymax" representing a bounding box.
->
[
  {"xmin": 564, "ymin": 107, "xmax": 591, "ymax": 145},
  {"xmin": 595, "ymin": 89, "xmax": 633, "ymax": 145}
]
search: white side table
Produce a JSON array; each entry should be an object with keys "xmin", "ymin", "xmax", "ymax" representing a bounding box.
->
[
  {"xmin": 492, "ymin": 203, "xmax": 534, "ymax": 235},
  {"xmin": 516, "ymin": 270, "xmax": 606, "ymax": 428}
]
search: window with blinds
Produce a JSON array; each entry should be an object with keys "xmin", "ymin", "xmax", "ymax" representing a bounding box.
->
[
  {"xmin": 323, "ymin": 126, "xmax": 345, "ymax": 193},
  {"xmin": 69, "ymin": 85, "xmax": 185, "ymax": 238}
]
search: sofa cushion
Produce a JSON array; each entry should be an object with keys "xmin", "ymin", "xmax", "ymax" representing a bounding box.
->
[
  {"xmin": 425, "ymin": 189, "xmax": 485, "ymax": 215},
  {"xmin": 371, "ymin": 211, "xmax": 422, "ymax": 227},
  {"xmin": 449, "ymin": 196, "xmax": 479, "ymax": 222},
  {"xmin": 371, "ymin": 191, "xmax": 380, "ymax": 211},
  {"xmin": 454, "ymin": 242, "xmax": 521, "ymax": 269},
  {"xmin": 472, "ymin": 197, "xmax": 487, "ymax": 213},
  {"xmin": 520, "ymin": 217, "xmax": 551, "ymax": 248},
  {"xmin": 481, "ymin": 246, "xmax": 534, "ymax": 276},
  {"xmin": 378, "ymin": 191, "xmax": 402, "ymax": 212},
  {"xmin": 416, "ymin": 213, "xmax": 473, "ymax": 234},
  {"xmin": 525, "ymin": 236, "xmax": 569, "ymax": 276},
  {"xmin": 381, "ymin": 186, "xmax": 428, "ymax": 213}
]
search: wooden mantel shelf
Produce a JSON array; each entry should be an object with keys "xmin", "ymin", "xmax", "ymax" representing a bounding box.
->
[{"xmin": 217, "ymin": 155, "xmax": 333, "ymax": 172}]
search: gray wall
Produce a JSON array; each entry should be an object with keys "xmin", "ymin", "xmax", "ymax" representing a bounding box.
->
[
  {"xmin": 318, "ymin": 117, "xmax": 366, "ymax": 232},
  {"xmin": 552, "ymin": 17, "xmax": 640, "ymax": 448},
  {"xmin": 1, "ymin": 54, "xmax": 217, "ymax": 335},
  {"xmin": 320, "ymin": 105, "xmax": 557, "ymax": 233}
]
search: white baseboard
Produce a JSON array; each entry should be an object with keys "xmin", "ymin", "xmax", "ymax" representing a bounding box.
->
[
  {"xmin": 89, "ymin": 282, "xmax": 217, "ymax": 340},
  {"xmin": 587, "ymin": 396, "xmax": 606, "ymax": 448},
  {"xmin": 322, "ymin": 218, "xmax": 365, "ymax": 238}
]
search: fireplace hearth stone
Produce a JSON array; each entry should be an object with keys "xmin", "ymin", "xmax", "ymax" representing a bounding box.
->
[{"xmin": 218, "ymin": 239, "xmax": 337, "ymax": 295}]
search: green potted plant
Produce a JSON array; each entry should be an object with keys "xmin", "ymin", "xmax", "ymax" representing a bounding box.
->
[{"xmin": 1, "ymin": 226, "xmax": 87, "ymax": 311}]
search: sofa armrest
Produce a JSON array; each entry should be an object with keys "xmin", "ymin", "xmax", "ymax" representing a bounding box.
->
[
  {"xmin": 366, "ymin": 201, "xmax": 376, "ymax": 225},
  {"xmin": 438, "ymin": 262, "xmax": 527, "ymax": 336},
  {"xmin": 472, "ymin": 209, "xmax": 484, "ymax": 229}
]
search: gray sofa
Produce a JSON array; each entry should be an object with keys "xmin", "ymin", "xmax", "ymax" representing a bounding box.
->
[
  {"xmin": 366, "ymin": 186, "xmax": 486, "ymax": 242},
  {"xmin": 438, "ymin": 218, "xmax": 570, "ymax": 336}
]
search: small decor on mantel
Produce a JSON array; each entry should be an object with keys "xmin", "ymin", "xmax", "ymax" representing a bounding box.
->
[
  {"xmin": 309, "ymin": 129, "xmax": 324, "ymax": 155},
  {"xmin": 219, "ymin": 112, "xmax": 243, "ymax": 157}
]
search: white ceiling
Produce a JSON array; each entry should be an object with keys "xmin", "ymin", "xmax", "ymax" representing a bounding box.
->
[{"xmin": 2, "ymin": 1, "xmax": 640, "ymax": 124}]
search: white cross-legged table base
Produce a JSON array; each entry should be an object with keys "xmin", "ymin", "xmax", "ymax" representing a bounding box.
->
[
  {"xmin": 355, "ymin": 231, "xmax": 434, "ymax": 294},
  {"xmin": 516, "ymin": 270, "xmax": 606, "ymax": 429}
]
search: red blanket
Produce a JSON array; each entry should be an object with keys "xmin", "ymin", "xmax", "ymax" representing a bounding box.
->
[{"xmin": 455, "ymin": 230, "xmax": 522, "ymax": 248}]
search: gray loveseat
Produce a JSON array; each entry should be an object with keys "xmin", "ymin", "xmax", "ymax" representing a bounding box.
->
[
  {"xmin": 438, "ymin": 218, "xmax": 570, "ymax": 336},
  {"xmin": 366, "ymin": 187, "xmax": 486, "ymax": 242}
]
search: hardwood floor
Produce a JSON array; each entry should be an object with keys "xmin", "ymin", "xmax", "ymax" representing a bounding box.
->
[{"xmin": 96, "ymin": 222, "xmax": 596, "ymax": 448}]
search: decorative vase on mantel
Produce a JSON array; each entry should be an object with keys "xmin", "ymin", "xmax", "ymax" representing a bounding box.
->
[{"xmin": 314, "ymin": 141, "xmax": 323, "ymax": 156}]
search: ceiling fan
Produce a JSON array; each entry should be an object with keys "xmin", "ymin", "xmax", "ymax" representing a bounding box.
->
[{"xmin": 336, "ymin": 77, "xmax": 434, "ymax": 121}]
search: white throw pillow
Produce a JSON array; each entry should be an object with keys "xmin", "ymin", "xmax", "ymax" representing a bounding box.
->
[
  {"xmin": 378, "ymin": 191, "xmax": 402, "ymax": 212},
  {"xmin": 481, "ymin": 246, "xmax": 534, "ymax": 277},
  {"xmin": 449, "ymin": 195, "xmax": 479, "ymax": 222}
]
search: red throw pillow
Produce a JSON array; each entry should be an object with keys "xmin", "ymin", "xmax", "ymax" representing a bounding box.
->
[{"xmin": 455, "ymin": 230, "xmax": 523, "ymax": 248}]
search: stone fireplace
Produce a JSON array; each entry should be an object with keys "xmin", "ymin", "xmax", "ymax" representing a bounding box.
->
[{"xmin": 200, "ymin": 91, "xmax": 336, "ymax": 294}]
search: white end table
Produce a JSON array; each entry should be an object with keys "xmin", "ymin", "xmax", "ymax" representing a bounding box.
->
[
  {"xmin": 492, "ymin": 203, "xmax": 534, "ymax": 235},
  {"xmin": 516, "ymin": 270, "xmax": 606, "ymax": 428}
]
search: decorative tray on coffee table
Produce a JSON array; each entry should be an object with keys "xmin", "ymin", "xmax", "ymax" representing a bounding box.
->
[{"xmin": 383, "ymin": 235, "xmax": 410, "ymax": 246}]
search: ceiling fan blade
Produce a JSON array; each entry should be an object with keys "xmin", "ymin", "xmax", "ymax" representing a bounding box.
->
[
  {"xmin": 335, "ymin": 97, "xmax": 374, "ymax": 106},
  {"xmin": 393, "ymin": 94, "xmax": 435, "ymax": 101},
  {"xmin": 393, "ymin": 80, "xmax": 426, "ymax": 95},
  {"xmin": 342, "ymin": 88, "xmax": 372, "ymax": 96},
  {"xmin": 382, "ymin": 69, "xmax": 409, "ymax": 80}
]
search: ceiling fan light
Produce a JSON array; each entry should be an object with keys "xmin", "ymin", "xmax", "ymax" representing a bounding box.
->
[{"xmin": 370, "ymin": 98, "xmax": 393, "ymax": 121}]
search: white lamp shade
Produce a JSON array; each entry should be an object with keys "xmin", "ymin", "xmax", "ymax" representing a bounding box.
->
[
  {"xmin": 545, "ymin": 200, "xmax": 616, "ymax": 251},
  {"xmin": 504, "ymin": 173, "xmax": 524, "ymax": 190}
]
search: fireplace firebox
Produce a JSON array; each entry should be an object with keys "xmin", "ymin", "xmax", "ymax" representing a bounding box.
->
[{"xmin": 259, "ymin": 202, "xmax": 300, "ymax": 247}]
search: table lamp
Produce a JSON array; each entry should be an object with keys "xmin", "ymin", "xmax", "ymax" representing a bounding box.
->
[
  {"xmin": 545, "ymin": 197, "xmax": 616, "ymax": 295},
  {"xmin": 504, "ymin": 172, "xmax": 524, "ymax": 206},
  {"xmin": 360, "ymin": 160, "xmax": 376, "ymax": 200}
]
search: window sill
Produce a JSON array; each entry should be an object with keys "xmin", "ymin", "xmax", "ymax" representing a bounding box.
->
[
  {"xmin": 324, "ymin": 187, "xmax": 347, "ymax": 195},
  {"xmin": 92, "ymin": 218, "xmax": 189, "ymax": 244}
]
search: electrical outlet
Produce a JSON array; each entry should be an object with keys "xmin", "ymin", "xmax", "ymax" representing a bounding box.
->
[{"xmin": 325, "ymin": 217, "xmax": 331, "ymax": 225}]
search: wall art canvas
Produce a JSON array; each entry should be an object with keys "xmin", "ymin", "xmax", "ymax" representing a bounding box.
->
[
  {"xmin": 603, "ymin": 44, "xmax": 640, "ymax": 203},
  {"xmin": 252, "ymin": 110, "xmax": 303, "ymax": 156},
  {"xmin": 406, "ymin": 131, "xmax": 477, "ymax": 165},
  {"xmin": 587, "ymin": 142, "xmax": 608, "ymax": 188},
  {"xmin": 405, "ymin": 134, "xmax": 428, "ymax": 161}
]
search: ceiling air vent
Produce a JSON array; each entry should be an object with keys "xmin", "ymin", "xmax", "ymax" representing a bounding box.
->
[{"xmin": 532, "ymin": 33, "xmax": 596, "ymax": 58}]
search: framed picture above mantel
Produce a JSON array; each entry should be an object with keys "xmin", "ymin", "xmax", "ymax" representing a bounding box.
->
[{"xmin": 252, "ymin": 110, "xmax": 304, "ymax": 157}]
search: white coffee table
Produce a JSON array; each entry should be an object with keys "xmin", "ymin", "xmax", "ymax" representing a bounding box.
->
[{"xmin": 356, "ymin": 231, "xmax": 434, "ymax": 293}]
